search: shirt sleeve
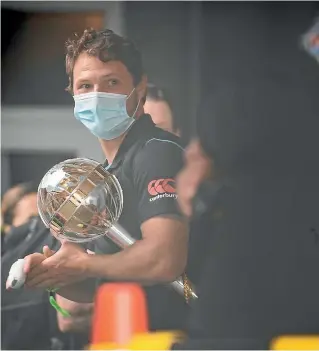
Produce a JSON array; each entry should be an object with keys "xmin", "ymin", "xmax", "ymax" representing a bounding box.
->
[{"xmin": 132, "ymin": 139, "xmax": 185, "ymax": 224}]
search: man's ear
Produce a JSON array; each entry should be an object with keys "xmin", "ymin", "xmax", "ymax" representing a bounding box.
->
[{"xmin": 136, "ymin": 75, "xmax": 148, "ymax": 103}]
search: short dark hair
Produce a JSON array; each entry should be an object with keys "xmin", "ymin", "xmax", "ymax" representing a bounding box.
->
[
  {"xmin": 146, "ymin": 83, "xmax": 179, "ymax": 132},
  {"xmin": 146, "ymin": 83, "xmax": 167, "ymax": 101},
  {"xmin": 65, "ymin": 28, "xmax": 144, "ymax": 93}
]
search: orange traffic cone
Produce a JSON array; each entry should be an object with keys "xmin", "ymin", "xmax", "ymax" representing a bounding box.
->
[{"xmin": 90, "ymin": 283, "xmax": 149, "ymax": 349}]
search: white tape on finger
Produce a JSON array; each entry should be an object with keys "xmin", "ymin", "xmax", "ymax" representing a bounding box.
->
[{"xmin": 7, "ymin": 259, "xmax": 26, "ymax": 289}]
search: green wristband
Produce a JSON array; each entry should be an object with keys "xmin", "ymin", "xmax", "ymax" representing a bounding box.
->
[{"xmin": 48, "ymin": 290, "xmax": 71, "ymax": 318}]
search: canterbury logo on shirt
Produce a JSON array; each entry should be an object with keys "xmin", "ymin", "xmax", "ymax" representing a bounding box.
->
[{"xmin": 148, "ymin": 178, "xmax": 176, "ymax": 196}]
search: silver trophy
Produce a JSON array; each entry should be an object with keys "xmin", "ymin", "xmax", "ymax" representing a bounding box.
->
[{"xmin": 37, "ymin": 158, "xmax": 197, "ymax": 302}]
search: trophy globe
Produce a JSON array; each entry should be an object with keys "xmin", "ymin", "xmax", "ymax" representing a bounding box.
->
[{"xmin": 37, "ymin": 158, "xmax": 123, "ymax": 243}]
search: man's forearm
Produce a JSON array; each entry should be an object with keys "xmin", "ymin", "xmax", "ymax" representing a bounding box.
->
[
  {"xmin": 56, "ymin": 295, "xmax": 93, "ymax": 333},
  {"xmin": 58, "ymin": 314, "xmax": 92, "ymax": 333},
  {"xmin": 57, "ymin": 278, "xmax": 96, "ymax": 303},
  {"xmin": 83, "ymin": 240, "xmax": 183, "ymax": 283}
]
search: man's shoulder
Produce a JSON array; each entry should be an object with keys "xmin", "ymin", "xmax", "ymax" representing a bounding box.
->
[
  {"xmin": 138, "ymin": 128, "xmax": 184, "ymax": 156},
  {"xmin": 133, "ymin": 136, "xmax": 184, "ymax": 170},
  {"xmin": 122, "ymin": 124, "xmax": 185, "ymax": 175}
]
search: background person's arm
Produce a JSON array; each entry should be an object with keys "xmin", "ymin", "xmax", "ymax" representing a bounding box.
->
[
  {"xmin": 55, "ymin": 295, "xmax": 93, "ymax": 333},
  {"xmin": 56, "ymin": 278, "xmax": 97, "ymax": 303}
]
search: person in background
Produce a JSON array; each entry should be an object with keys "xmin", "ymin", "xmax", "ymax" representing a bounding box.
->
[
  {"xmin": 1, "ymin": 182, "xmax": 66, "ymax": 350},
  {"xmin": 1, "ymin": 183, "xmax": 28, "ymax": 236},
  {"xmin": 53, "ymin": 250, "xmax": 97, "ymax": 348},
  {"xmin": 2, "ymin": 183, "xmax": 39, "ymax": 254},
  {"xmin": 144, "ymin": 83, "xmax": 180, "ymax": 135},
  {"xmin": 11, "ymin": 192, "xmax": 38, "ymax": 228},
  {"xmin": 55, "ymin": 295, "xmax": 92, "ymax": 349},
  {"xmin": 173, "ymin": 79, "xmax": 319, "ymax": 349}
]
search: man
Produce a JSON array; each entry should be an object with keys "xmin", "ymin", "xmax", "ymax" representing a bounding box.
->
[
  {"xmin": 53, "ymin": 83, "xmax": 182, "ymax": 339},
  {"xmin": 174, "ymin": 79, "xmax": 319, "ymax": 349},
  {"xmin": 144, "ymin": 83, "xmax": 179, "ymax": 135},
  {"xmin": 11, "ymin": 192, "xmax": 38, "ymax": 228},
  {"xmin": 21, "ymin": 28, "xmax": 189, "ymax": 331},
  {"xmin": 1, "ymin": 184, "xmax": 24, "ymax": 253},
  {"xmin": 2, "ymin": 182, "xmax": 39, "ymax": 254},
  {"xmin": 1, "ymin": 183, "xmax": 30, "ymax": 237}
]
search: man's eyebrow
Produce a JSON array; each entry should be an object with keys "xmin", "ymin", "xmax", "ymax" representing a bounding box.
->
[
  {"xmin": 75, "ymin": 73, "xmax": 121, "ymax": 85},
  {"xmin": 99, "ymin": 73, "xmax": 120, "ymax": 79}
]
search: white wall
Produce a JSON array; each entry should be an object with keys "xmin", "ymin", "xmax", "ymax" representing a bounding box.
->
[{"xmin": 1, "ymin": 106, "xmax": 105, "ymax": 162}]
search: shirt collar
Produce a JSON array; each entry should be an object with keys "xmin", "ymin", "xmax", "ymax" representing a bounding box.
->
[{"xmin": 103, "ymin": 114, "xmax": 155, "ymax": 170}]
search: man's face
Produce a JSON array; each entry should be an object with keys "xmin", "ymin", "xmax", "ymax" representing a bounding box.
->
[
  {"xmin": 12, "ymin": 193, "xmax": 38, "ymax": 228},
  {"xmin": 1, "ymin": 185, "xmax": 24, "ymax": 215},
  {"xmin": 73, "ymin": 52, "xmax": 146, "ymax": 117},
  {"xmin": 144, "ymin": 99, "xmax": 175, "ymax": 134}
]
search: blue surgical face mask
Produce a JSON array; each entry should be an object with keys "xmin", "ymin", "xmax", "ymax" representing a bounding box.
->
[{"xmin": 73, "ymin": 89, "xmax": 140, "ymax": 140}]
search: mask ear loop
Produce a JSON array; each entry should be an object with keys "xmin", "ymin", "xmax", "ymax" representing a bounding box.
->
[{"xmin": 126, "ymin": 87, "xmax": 141, "ymax": 119}]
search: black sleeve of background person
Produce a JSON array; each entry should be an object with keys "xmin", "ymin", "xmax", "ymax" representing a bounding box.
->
[
  {"xmin": 132, "ymin": 139, "xmax": 184, "ymax": 225},
  {"xmin": 174, "ymin": 173, "xmax": 319, "ymax": 348}
]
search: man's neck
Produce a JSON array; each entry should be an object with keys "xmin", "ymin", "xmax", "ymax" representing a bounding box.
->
[{"xmin": 99, "ymin": 133, "xmax": 127, "ymax": 165}]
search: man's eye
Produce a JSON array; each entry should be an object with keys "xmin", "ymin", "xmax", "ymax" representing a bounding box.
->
[
  {"xmin": 108, "ymin": 79, "xmax": 118, "ymax": 87},
  {"xmin": 79, "ymin": 83, "xmax": 92, "ymax": 90}
]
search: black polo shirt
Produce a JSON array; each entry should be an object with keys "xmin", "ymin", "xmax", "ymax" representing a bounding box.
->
[{"xmin": 93, "ymin": 114, "xmax": 188, "ymax": 331}]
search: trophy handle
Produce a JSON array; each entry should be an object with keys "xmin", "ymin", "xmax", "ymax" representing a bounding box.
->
[{"xmin": 105, "ymin": 223, "xmax": 198, "ymax": 302}]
